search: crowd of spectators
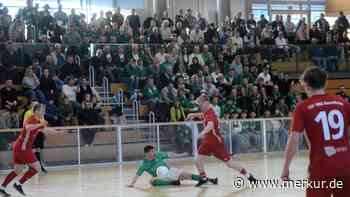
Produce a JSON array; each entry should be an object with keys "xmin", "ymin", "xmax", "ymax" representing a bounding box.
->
[{"xmin": 0, "ymin": 0, "xmax": 350, "ymax": 131}]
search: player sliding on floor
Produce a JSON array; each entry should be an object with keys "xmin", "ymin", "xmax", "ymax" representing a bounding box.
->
[
  {"xmin": 281, "ymin": 67, "xmax": 350, "ymax": 197},
  {"xmin": 127, "ymin": 145, "xmax": 217, "ymax": 187},
  {"xmin": 0, "ymin": 104, "xmax": 62, "ymax": 197},
  {"xmin": 186, "ymin": 94, "xmax": 257, "ymax": 186}
]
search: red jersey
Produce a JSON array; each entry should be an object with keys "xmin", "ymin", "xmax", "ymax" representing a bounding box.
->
[
  {"xmin": 202, "ymin": 107, "xmax": 223, "ymax": 144},
  {"xmin": 291, "ymin": 94, "xmax": 350, "ymax": 179},
  {"xmin": 13, "ymin": 115, "xmax": 43, "ymax": 152}
]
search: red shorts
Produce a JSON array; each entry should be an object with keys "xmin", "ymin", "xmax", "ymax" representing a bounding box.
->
[
  {"xmin": 306, "ymin": 177, "xmax": 350, "ymax": 197},
  {"xmin": 198, "ymin": 142, "xmax": 231, "ymax": 162},
  {"xmin": 13, "ymin": 149, "xmax": 37, "ymax": 165}
]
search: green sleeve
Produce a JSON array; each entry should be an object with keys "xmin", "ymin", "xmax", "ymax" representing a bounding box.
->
[
  {"xmin": 136, "ymin": 164, "xmax": 145, "ymax": 176},
  {"xmin": 156, "ymin": 152, "xmax": 169, "ymax": 159}
]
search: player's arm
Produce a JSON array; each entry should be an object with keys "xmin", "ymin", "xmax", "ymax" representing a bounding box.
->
[
  {"xmin": 42, "ymin": 127, "xmax": 65, "ymax": 135},
  {"xmin": 127, "ymin": 165, "xmax": 144, "ymax": 187},
  {"xmin": 281, "ymin": 103, "xmax": 304, "ymax": 180},
  {"xmin": 24, "ymin": 121, "xmax": 47, "ymax": 131},
  {"xmin": 186, "ymin": 112, "xmax": 203, "ymax": 121},
  {"xmin": 198, "ymin": 121, "xmax": 213, "ymax": 139},
  {"xmin": 281, "ymin": 131, "xmax": 301, "ymax": 180},
  {"xmin": 127, "ymin": 175, "xmax": 140, "ymax": 188}
]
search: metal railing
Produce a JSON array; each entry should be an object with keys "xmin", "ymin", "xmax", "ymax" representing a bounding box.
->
[
  {"xmin": 0, "ymin": 117, "xmax": 299, "ymax": 171},
  {"xmin": 88, "ymin": 66, "xmax": 95, "ymax": 87},
  {"xmin": 148, "ymin": 112, "xmax": 156, "ymax": 144},
  {"xmin": 102, "ymin": 76, "xmax": 109, "ymax": 103}
]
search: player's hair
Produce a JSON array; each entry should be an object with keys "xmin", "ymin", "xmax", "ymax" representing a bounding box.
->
[
  {"xmin": 144, "ymin": 145, "xmax": 155, "ymax": 153},
  {"xmin": 196, "ymin": 93, "xmax": 209, "ymax": 105},
  {"xmin": 301, "ymin": 67, "xmax": 327, "ymax": 90},
  {"xmin": 33, "ymin": 104, "xmax": 43, "ymax": 113}
]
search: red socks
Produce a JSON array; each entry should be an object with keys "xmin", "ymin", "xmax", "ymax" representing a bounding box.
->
[
  {"xmin": 240, "ymin": 168, "xmax": 247, "ymax": 175},
  {"xmin": 19, "ymin": 167, "xmax": 38, "ymax": 185},
  {"xmin": 1, "ymin": 171, "xmax": 17, "ymax": 188}
]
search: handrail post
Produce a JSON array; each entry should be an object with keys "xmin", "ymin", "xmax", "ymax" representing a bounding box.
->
[
  {"xmin": 77, "ymin": 128, "xmax": 81, "ymax": 165},
  {"xmin": 229, "ymin": 121, "xmax": 233, "ymax": 155},
  {"xmin": 262, "ymin": 120, "xmax": 267, "ymax": 153},
  {"xmin": 192, "ymin": 122, "xmax": 198, "ymax": 158},
  {"xmin": 117, "ymin": 126, "xmax": 123, "ymax": 163},
  {"xmin": 156, "ymin": 124, "xmax": 160, "ymax": 151}
]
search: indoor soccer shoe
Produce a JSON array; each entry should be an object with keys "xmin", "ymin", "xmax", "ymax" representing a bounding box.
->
[
  {"xmin": 0, "ymin": 188, "xmax": 11, "ymax": 197},
  {"xmin": 13, "ymin": 183, "xmax": 25, "ymax": 196},
  {"xmin": 171, "ymin": 180, "xmax": 181, "ymax": 186},
  {"xmin": 195, "ymin": 177, "xmax": 208, "ymax": 187},
  {"xmin": 247, "ymin": 174, "xmax": 257, "ymax": 184},
  {"xmin": 209, "ymin": 177, "xmax": 218, "ymax": 185}
]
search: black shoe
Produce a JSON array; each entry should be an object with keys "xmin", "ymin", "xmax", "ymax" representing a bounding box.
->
[
  {"xmin": 209, "ymin": 177, "xmax": 218, "ymax": 185},
  {"xmin": 171, "ymin": 180, "xmax": 181, "ymax": 186},
  {"xmin": 13, "ymin": 183, "xmax": 25, "ymax": 196},
  {"xmin": 248, "ymin": 174, "xmax": 257, "ymax": 183},
  {"xmin": 0, "ymin": 188, "xmax": 11, "ymax": 197},
  {"xmin": 41, "ymin": 167, "xmax": 48, "ymax": 174},
  {"xmin": 195, "ymin": 177, "xmax": 208, "ymax": 187}
]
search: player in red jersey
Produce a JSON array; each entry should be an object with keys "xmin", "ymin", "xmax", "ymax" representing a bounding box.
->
[
  {"xmin": 281, "ymin": 67, "xmax": 350, "ymax": 197},
  {"xmin": 187, "ymin": 94, "xmax": 257, "ymax": 186},
  {"xmin": 0, "ymin": 104, "xmax": 61, "ymax": 197}
]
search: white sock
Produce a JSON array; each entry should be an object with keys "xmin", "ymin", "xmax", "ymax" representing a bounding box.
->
[{"xmin": 0, "ymin": 185, "xmax": 5, "ymax": 190}]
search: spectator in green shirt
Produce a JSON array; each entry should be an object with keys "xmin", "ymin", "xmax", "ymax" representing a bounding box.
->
[{"xmin": 127, "ymin": 145, "xmax": 215, "ymax": 187}]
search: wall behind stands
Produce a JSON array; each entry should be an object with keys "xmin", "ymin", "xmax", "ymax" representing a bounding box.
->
[{"xmin": 326, "ymin": 0, "xmax": 350, "ymax": 15}]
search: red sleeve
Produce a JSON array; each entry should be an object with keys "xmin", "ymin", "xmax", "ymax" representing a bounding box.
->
[
  {"xmin": 291, "ymin": 103, "xmax": 305, "ymax": 133},
  {"xmin": 204, "ymin": 109, "xmax": 216, "ymax": 122}
]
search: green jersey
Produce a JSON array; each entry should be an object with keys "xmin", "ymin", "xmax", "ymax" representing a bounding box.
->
[{"xmin": 136, "ymin": 152, "xmax": 169, "ymax": 177}]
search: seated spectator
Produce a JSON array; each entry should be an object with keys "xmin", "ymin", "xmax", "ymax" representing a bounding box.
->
[
  {"xmin": 22, "ymin": 67, "xmax": 46, "ymax": 103},
  {"xmin": 188, "ymin": 57, "xmax": 202, "ymax": 76},
  {"xmin": 0, "ymin": 80, "xmax": 19, "ymax": 129},
  {"xmin": 77, "ymin": 77, "xmax": 99, "ymax": 103},
  {"xmin": 62, "ymin": 77, "xmax": 81, "ymax": 114},
  {"xmin": 40, "ymin": 68, "xmax": 57, "ymax": 101},
  {"xmin": 189, "ymin": 45, "xmax": 205, "ymax": 65},
  {"xmin": 143, "ymin": 78, "xmax": 161, "ymax": 117},
  {"xmin": 45, "ymin": 99, "xmax": 63, "ymax": 126},
  {"xmin": 257, "ymin": 67, "xmax": 271, "ymax": 84},
  {"xmin": 275, "ymin": 97, "xmax": 289, "ymax": 116},
  {"xmin": 274, "ymin": 32, "xmax": 289, "ymax": 60},
  {"xmin": 60, "ymin": 55, "xmax": 81, "ymax": 80},
  {"xmin": 58, "ymin": 97, "xmax": 76, "ymax": 126}
]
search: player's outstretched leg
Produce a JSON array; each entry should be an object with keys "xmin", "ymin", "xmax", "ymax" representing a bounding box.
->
[
  {"xmin": 224, "ymin": 160, "xmax": 257, "ymax": 183},
  {"xmin": 178, "ymin": 171, "xmax": 218, "ymax": 187},
  {"xmin": 150, "ymin": 179, "xmax": 180, "ymax": 187},
  {"xmin": 194, "ymin": 154, "xmax": 219, "ymax": 187},
  {"xmin": 0, "ymin": 165, "xmax": 25, "ymax": 197},
  {"xmin": 13, "ymin": 162, "xmax": 41, "ymax": 196}
]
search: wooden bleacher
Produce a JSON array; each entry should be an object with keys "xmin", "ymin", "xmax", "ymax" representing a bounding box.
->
[{"xmin": 326, "ymin": 79, "xmax": 350, "ymax": 95}]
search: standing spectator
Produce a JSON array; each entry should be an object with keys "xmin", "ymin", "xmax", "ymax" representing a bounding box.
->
[
  {"xmin": 9, "ymin": 18, "xmax": 25, "ymax": 42},
  {"xmin": 22, "ymin": 67, "xmax": 46, "ymax": 103},
  {"xmin": 335, "ymin": 11, "xmax": 350, "ymax": 42},
  {"xmin": 78, "ymin": 94, "xmax": 102, "ymax": 146},
  {"xmin": 38, "ymin": 4, "xmax": 54, "ymax": 36},
  {"xmin": 112, "ymin": 7, "xmax": 124, "ymax": 27},
  {"xmin": 296, "ymin": 17, "xmax": 308, "ymax": 44},
  {"xmin": 127, "ymin": 9, "xmax": 141, "ymax": 35},
  {"xmin": 63, "ymin": 24, "xmax": 81, "ymax": 46},
  {"xmin": 143, "ymin": 77, "xmax": 161, "ymax": 118},
  {"xmin": 285, "ymin": 15, "xmax": 295, "ymax": 43},
  {"xmin": 0, "ymin": 7, "xmax": 12, "ymax": 41},
  {"xmin": 54, "ymin": 4, "xmax": 68, "ymax": 27},
  {"xmin": 184, "ymin": 9, "xmax": 196, "ymax": 29},
  {"xmin": 315, "ymin": 13, "xmax": 329, "ymax": 43}
]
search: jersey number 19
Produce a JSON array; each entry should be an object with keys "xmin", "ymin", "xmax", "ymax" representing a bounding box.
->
[{"xmin": 315, "ymin": 110, "xmax": 345, "ymax": 141}]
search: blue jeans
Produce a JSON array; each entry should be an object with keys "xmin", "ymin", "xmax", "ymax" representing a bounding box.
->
[{"xmin": 24, "ymin": 89, "xmax": 46, "ymax": 104}]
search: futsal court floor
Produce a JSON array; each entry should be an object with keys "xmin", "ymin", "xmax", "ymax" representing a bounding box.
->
[{"xmin": 0, "ymin": 153, "xmax": 309, "ymax": 197}]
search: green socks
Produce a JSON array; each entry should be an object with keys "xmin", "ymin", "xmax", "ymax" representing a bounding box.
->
[
  {"xmin": 151, "ymin": 179, "xmax": 174, "ymax": 186},
  {"xmin": 191, "ymin": 174, "xmax": 201, "ymax": 181}
]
